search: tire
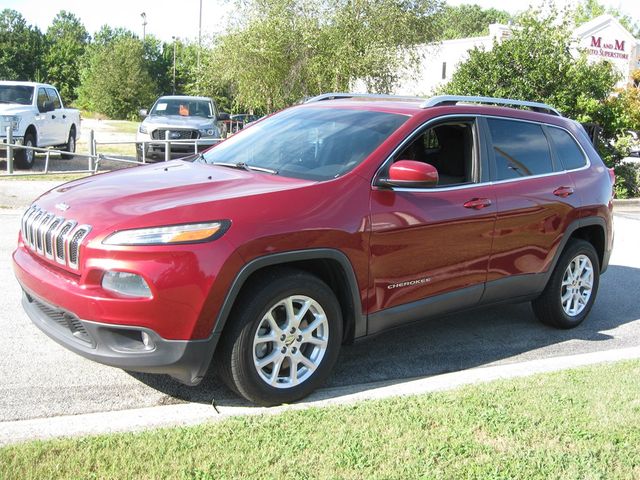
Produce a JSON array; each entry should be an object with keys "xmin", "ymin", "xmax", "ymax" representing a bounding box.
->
[
  {"xmin": 216, "ymin": 268, "xmax": 343, "ymax": 406},
  {"xmin": 61, "ymin": 129, "xmax": 76, "ymax": 160},
  {"xmin": 15, "ymin": 131, "xmax": 36, "ymax": 169},
  {"xmin": 532, "ymin": 239, "xmax": 600, "ymax": 329}
]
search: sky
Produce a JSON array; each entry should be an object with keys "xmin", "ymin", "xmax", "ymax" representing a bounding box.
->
[{"xmin": 0, "ymin": 0, "xmax": 638, "ymax": 43}]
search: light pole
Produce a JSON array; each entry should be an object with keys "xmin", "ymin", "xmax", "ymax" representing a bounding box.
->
[
  {"xmin": 140, "ymin": 12, "xmax": 147, "ymax": 43},
  {"xmin": 172, "ymin": 36, "xmax": 177, "ymax": 95},
  {"xmin": 197, "ymin": 0, "xmax": 202, "ymax": 93}
]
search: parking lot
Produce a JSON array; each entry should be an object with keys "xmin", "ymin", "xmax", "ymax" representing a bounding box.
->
[{"xmin": 0, "ymin": 188, "xmax": 638, "ymax": 422}]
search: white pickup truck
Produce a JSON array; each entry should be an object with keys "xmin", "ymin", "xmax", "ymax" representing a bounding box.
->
[{"xmin": 0, "ymin": 81, "xmax": 81, "ymax": 169}]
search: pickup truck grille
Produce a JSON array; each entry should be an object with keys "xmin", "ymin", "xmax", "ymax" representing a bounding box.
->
[
  {"xmin": 21, "ymin": 205, "xmax": 91, "ymax": 271},
  {"xmin": 151, "ymin": 129, "xmax": 199, "ymax": 140}
]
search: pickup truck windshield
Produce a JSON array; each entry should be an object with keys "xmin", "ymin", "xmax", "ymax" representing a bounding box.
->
[
  {"xmin": 150, "ymin": 99, "xmax": 212, "ymax": 118},
  {"xmin": 0, "ymin": 85, "xmax": 34, "ymax": 105},
  {"xmin": 200, "ymin": 107, "xmax": 408, "ymax": 181}
]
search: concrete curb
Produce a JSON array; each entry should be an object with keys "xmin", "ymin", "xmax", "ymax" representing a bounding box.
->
[{"xmin": 2, "ymin": 346, "xmax": 639, "ymax": 446}]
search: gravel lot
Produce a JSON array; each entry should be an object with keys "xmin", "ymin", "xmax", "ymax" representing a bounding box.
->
[{"xmin": 0, "ymin": 185, "xmax": 638, "ymax": 421}]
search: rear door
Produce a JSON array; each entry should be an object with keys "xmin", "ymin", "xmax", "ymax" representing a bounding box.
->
[
  {"xmin": 482, "ymin": 116, "xmax": 581, "ymax": 301},
  {"xmin": 368, "ymin": 116, "xmax": 497, "ymax": 333}
]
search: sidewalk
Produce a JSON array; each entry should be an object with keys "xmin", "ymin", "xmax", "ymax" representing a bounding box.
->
[{"xmin": 2, "ymin": 346, "xmax": 639, "ymax": 446}]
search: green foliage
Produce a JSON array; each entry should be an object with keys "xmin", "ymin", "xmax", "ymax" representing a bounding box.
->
[
  {"xmin": 213, "ymin": 0, "xmax": 441, "ymax": 113},
  {"xmin": 76, "ymin": 37, "xmax": 158, "ymax": 120},
  {"xmin": 43, "ymin": 11, "xmax": 89, "ymax": 104},
  {"xmin": 573, "ymin": 0, "xmax": 640, "ymax": 37},
  {"xmin": 0, "ymin": 9, "xmax": 44, "ymax": 81},
  {"xmin": 435, "ymin": 4, "xmax": 511, "ymax": 40}
]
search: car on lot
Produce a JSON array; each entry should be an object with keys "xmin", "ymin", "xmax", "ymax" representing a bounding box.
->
[
  {"xmin": 136, "ymin": 95, "xmax": 229, "ymax": 161},
  {"xmin": 0, "ymin": 81, "xmax": 80, "ymax": 169},
  {"xmin": 14, "ymin": 94, "xmax": 614, "ymax": 406}
]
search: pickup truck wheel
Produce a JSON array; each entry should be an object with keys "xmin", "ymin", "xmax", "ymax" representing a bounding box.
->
[
  {"xmin": 532, "ymin": 239, "xmax": 599, "ymax": 329},
  {"xmin": 217, "ymin": 269, "xmax": 342, "ymax": 406},
  {"xmin": 15, "ymin": 132, "xmax": 36, "ymax": 169},
  {"xmin": 61, "ymin": 130, "xmax": 76, "ymax": 159}
]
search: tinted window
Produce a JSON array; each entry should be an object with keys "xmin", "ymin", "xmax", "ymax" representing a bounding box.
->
[
  {"xmin": 548, "ymin": 127, "xmax": 587, "ymax": 170},
  {"xmin": 201, "ymin": 107, "xmax": 407, "ymax": 181},
  {"xmin": 487, "ymin": 118, "xmax": 553, "ymax": 180},
  {"xmin": 45, "ymin": 88, "xmax": 61, "ymax": 109},
  {"xmin": 37, "ymin": 88, "xmax": 48, "ymax": 112}
]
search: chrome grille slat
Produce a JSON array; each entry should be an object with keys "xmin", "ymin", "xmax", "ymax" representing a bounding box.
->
[{"xmin": 20, "ymin": 206, "xmax": 91, "ymax": 271}]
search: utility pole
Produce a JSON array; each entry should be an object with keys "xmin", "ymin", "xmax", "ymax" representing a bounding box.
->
[
  {"xmin": 172, "ymin": 36, "xmax": 177, "ymax": 95},
  {"xmin": 197, "ymin": 0, "xmax": 202, "ymax": 93},
  {"xmin": 141, "ymin": 12, "xmax": 147, "ymax": 43}
]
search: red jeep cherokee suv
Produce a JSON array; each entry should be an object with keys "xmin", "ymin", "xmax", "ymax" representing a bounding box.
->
[{"xmin": 13, "ymin": 94, "xmax": 614, "ymax": 405}]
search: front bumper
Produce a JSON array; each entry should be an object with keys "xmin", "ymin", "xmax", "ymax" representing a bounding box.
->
[{"xmin": 21, "ymin": 287, "xmax": 220, "ymax": 385}]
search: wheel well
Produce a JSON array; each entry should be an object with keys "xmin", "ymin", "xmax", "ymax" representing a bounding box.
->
[
  {"xmin": 24, "ymin": 125, "xmax": 37, "ymax": 144},
  {"xmin": 69, "ymin": 124, "xmax": 76, "ymax": 138},
  {"xmin": 569, "ymin": 225, "xmax": 605, "ymax": 270},
  {"xmin": 236, "ymin": 259, "xmax": 358, "ymax": 344}
]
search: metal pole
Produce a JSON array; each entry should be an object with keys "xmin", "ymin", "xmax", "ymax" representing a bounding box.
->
[
  {"xmin": 44, "ymin": 150, "xmax": 50, "ymax": 174},
  {"xmin": 164, "ymin": 131, "xmax": 171, "ymax": 162},
  {"xmin": 89, "ymin": 129, "xmax": 95, "ymax": 172},
  {"xmin": 141, "ymin": 12, "xmax": 147, "ymax": 43},
  {"xmin": 172, "ymin": 36, "xmax": 176, "ymax": 95},
  {"xmin": 198, "ymin": 0, "xmax": 202, "ymax": 78},
  {"xmin": 6, "ymin": 127, "xmax": 13, "ymax": 174},
  {"xmin": 142, "ymin": 141, "xmax": 146, "ymax": 163}
]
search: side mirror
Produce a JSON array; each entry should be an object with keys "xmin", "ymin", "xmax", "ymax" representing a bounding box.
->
[
  {"xmin": 379, "ymin": 160, "xmax": 439, "ymax": 188},
  {"xmin": 217, "ymin": 112, "xmax": 230, "ymax": 121},
  {"xmin": 41, "ymin": 100, "xmax": 55, "ymax": 113},
  {"xmin": 139, "ymin": 109, "xmax": 148, "ymax": 118}
]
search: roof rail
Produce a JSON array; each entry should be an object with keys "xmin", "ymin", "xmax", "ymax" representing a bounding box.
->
[
  {"xmin": 421, "ymin": 95, "xmax": 562, "ymax": 116},
  {"xmin": 304, "ymin": 92, "xmax": 425, "ymax": 103}
]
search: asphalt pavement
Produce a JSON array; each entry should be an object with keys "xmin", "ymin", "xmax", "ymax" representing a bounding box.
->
[{"xmin": 0, "ymin": 201, "xmax": 639, "ymax": 422}]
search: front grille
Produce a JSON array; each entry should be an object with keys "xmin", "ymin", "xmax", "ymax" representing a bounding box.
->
[
  {"xmin": 21, "ymin": 205, "xmax": 91, "ymax": 271},
  {"xmin": 151, "ymin": 129, "xmax": 199, "ymax": 140},
  {"xmin": 29, "ymin": 295, "xmax": 94, "ymax": 346}
]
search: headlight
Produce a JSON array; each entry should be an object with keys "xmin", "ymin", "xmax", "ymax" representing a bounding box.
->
[
  {"xmin": 138, "ymin": 124, "xmax": 148, "ymax": 134},
  {"xmin": 198, "ymin": 127, "xmax": 216, "ymax": 137},
  {"xmin": 102, "ymin": 221, "xmax": 229, "ymax": 246},
  {"xmin": 1, "ymin": 115, "xmax": 20, "ymax": 131}
]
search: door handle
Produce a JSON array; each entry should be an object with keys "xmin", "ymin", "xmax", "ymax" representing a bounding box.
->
[
  {"xmin": 51, "ymin": 114, "xmax": 56, "ymax": 119},
  {"xmin": 463, "ymin": 198, "xmax": 492, "ymax": 210},
  {"xmin": 62, "ymin": 114, "xmax": 66, "ymax": 119},
  {"xmin": 553, "ymin": 186, "xmax": 574, "ymax": 198}
]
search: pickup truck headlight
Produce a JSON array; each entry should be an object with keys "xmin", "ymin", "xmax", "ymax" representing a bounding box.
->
[
  {"xmin": 103, "ymin": 221, "xmax": 229, "ymax": 246},
  {"xmin": 1, "ymin": 115, "xmax": 20, "ymax": 132},
  {"xmin": 198, "ymin": 127, "xmax": 216, "ymax": 137},
  {"xmin": 139, "ymin": 124, "xmax": 148, "ymax": 134}
]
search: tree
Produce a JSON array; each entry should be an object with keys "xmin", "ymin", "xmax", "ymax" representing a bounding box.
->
[
  {"xmin": 0, "ymin": 9, "xmax": 44, "ymax": 81},
  {"xmin": 77, "ymin": 36, "xmax": 158, "ymax": 119},
  {"xmin": 44, "ymin": 11, "xmax": 89, "ymax": 104},
  {"xmin": 435, "ymin": 4, "xmax": 511, "ymax": 40},
  {"xmin": 213, "ymin": 0, "xmax": 441, "ymax": 113},
  {"xmin": 573, "ymin": 0, "xmax": 640, "ymax": 37}
]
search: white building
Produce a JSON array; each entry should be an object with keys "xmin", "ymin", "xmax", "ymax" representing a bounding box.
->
[{"xmin": 393, "ymin": 14, "xmax": 640, "ymax": 96}]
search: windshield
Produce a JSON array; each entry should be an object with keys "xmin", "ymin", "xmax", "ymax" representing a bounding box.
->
[
  {"xmin": 200, "ymin": 107, "xmax": 408, "ymax": 181},
  {"xmin": 150, "ymin": 98, "xmax": 212, "ymax": 117},
  {"xmin": 0, "ymin": 85, "xmax": 34, "ymax": 105}
]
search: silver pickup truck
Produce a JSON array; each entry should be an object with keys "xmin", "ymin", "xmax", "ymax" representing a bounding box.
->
[
  {"xmin": 0, "ymin": 81, "xmax": 81, "ymax": 169},
  {"xmin": 136, "ymin": 95, "xmax": 229, "ymax": 161}
]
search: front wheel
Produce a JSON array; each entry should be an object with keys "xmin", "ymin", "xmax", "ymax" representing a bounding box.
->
[
  {"xmin": 532, "ymin": 239, "xmax": 600, "ymax": 329},
  {"xmin": 216, "ymin": 269, "xmax": 343, "ymax": 406},
  {"xmin": 15, "ymin": 132, "xmax": 36, "ymax": 169}
]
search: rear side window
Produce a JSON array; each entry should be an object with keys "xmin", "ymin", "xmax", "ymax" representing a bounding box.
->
[
  {"xmin": 45, "ymin": 88, "xmax": 62, "ymax": 109},
  {"xmin": 547, "ymin": 127, "xmax": 587, "ymax": 170},
  {"xmin": 487, "ymin": 118, "xmax": 553, "ymax": 180}
]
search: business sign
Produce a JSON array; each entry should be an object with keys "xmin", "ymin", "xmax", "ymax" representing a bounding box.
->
[{"xmin": 587, "ymin": 36, "xmax": 629, "ymax": 60}]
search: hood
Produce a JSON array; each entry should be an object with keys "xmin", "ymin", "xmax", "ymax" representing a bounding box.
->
[
  {"xmin": 142, "ymin": 115, "xmax": 215, "ymax": 130},
  {"xmin": 33, "ymin": 160, "xmax": 314, "ymax": 234},
  {"xmin": 0, "ymin": 104, "xmax": 31, "ymax": 115}
]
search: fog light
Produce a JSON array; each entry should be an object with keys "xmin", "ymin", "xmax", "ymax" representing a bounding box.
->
[{"xmin": 102, "ymin": 271, "xmax": 152, "ymax": 298}]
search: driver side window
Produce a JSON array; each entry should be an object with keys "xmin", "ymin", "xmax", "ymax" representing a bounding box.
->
[{"xmin": 395, "ymin": 120, "xmax": 478, "ymax": 187}]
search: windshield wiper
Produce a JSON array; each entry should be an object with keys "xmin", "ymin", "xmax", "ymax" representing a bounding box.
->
[{"xmin": 212, "ymin": 161, "xmax": 278, "ymax": 175}]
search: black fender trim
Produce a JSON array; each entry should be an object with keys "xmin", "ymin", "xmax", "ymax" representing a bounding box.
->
[{"xmin": 212, "ymin": 248, "xmax": 366, "ymax": 340}]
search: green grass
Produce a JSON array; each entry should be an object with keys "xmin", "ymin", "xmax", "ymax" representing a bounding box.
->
[{"xmin": 2, "ymin": 360, "xmax": 640, "ymax": 479}]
